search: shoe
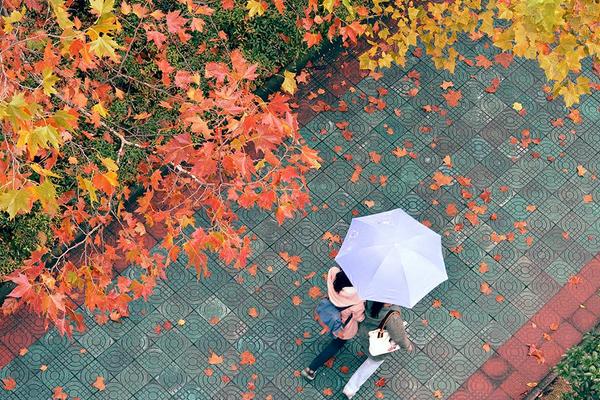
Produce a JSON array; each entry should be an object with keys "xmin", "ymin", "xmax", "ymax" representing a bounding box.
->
[
  {"xmin": 301, "ymin": 367, "xmax": 316, "ymax": 381},
  {"xmin": 342, "ymin": 387, "xmax": 355, "ymax": 399}
]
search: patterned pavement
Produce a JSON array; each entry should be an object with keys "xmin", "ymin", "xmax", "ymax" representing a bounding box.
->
[{"xmin": 1, "ymin": 37, "xmax": 600, "ymax": 399}]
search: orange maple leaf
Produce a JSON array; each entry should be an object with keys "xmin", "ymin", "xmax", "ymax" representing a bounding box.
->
[
  {"xmin": 527, "ymin": 344, "xmax": 545, "ymax": 364},
  {"xmin": 308, "ymin": 286, "xmax": 323, "ymax": 299},
  {"xmin": 432, "ymin": 171, "xmax": 453, "ymax": 188},
  {"xmin": 479, "ymin": 262, "xmax": 489, "ymax": 274},
  {"xmin": 208, "ymin": 352, "xmax": 224, "ymax": 365},
  {"xmin": 480, "ymin": 282, "xmax": 492, "ymax": 295},
  {"xmin": 375, "ymin": 377, "xmax": 386, "ymax": 387},
  {"xmin": 442, "ymin": 89, "xmax": 462, "ymax": 107},
  {"xmin": 443, "ymin": 155, "xmax": 453, "ymax": 167},
  {"xmin": 494, "ymin": 53, "xmax": 514, "ymax": 68},
  {"xmin": 272, "ymin": 0, "xmax": 285, "ymax": 14},
  {"xmin": 53, "ymin": 386, "xmax": 68, "ymax": 400},
  {"xmin": 350, "ymin": 165, "xmax": 363, "ymax": 183},
  {"xmin": 240, "ymin": 351, "xmax": 256, "ymax": 365},
  {"xmin": 568, "ymin": 275, "xmax": 583, "ymax": 286},
  {"xmin": 304, "ymin": 32, "xmax": 322, "ymax": 48},
  {"xmin": 392, "ymin": 147, "xmax": 408, "ymax": 158},
  {"xmin": 446, "ymin": 203, "xmax": 458, "ymax": 217},
  {"xmin": 369, "ymin": 151, "xmax": 382, "ymax": 164},
  {"xmin": 92, "ymin": 376, "xmax": 105, "ymax": 391},
  {"xmin": 475, "ymin": 55, "xmax": 493, "ymax": 69}
]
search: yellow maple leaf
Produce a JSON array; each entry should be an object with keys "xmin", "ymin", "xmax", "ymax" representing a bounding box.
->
[
  {"xmin": 36, "ymin": 180, "xmax": 59, "ymax": 215},
  {"xmin": 92, "ymin": 102, "xmax": 108, "ymax": 118},
  {"xmin": 78, "ymin": 177, "xmax": 98, "ymax": 203},
  {"xmin": 101, "ymin": 157, "xmax": 119, "ymax": 172},
  {"xmin": 89, "ymin": 0, "xmax": 115, "ymax": 16},
  {"xmin": 18, "ymin": 125, "xmax": 61, "ymax": 156},
  {"xmin": 0, "ymin": 188, "xmax": 32, "ymax": 219},
  {"xmin": 281, "ymin": 71, "xmax": 297, "ymax": 95},
  {"xmin": 41, "ymin": 68, "xmax": 59, "ymax": 96},
  {"xmin": 89, "ymin": 34, "xmax": 119, "ymax": 59},
  {"xmin": 246, "ymin": 0, "xmax": 266, "ymax": 17},
  {"xmin": 2, "ymin": 7, "xmax": 25, "ymax": 34}
]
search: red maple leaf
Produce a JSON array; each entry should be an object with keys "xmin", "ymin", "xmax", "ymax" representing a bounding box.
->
[{"xmin": 2, "ymin": 377, "xmax": 16, "ymax": 391}]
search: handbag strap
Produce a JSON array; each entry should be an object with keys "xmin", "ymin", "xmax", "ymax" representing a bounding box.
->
[{"xmin": 377, "ymin": 310, "xmax": 400, "ymax": 333}]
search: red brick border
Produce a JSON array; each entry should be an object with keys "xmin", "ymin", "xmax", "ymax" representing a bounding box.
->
[{"xmin": 450, "ymin": 255, "xmax": 600, "ymax": 400}]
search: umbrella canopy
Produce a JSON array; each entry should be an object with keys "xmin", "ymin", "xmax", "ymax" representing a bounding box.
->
[{"xmin": 335, "ymin": 208, "xmax": 447, "ymax": 308}]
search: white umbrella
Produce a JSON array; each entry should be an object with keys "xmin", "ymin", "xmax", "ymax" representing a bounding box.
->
[{"xmin": 335, "ymin": 208, "xmax": 447, "ymax": 308}]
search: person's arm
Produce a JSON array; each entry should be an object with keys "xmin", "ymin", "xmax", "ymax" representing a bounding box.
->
[
  {"xmin": 386, "ymin": 314, "xmax": 413, "ymax": 351},
  {"xmin": 351, "ymin": 302, "xmax": 365, "ymax": 322}
]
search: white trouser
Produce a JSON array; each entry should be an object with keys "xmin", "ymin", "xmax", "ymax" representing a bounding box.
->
[{"xmin": 343, "ymin": 356, "xmax": 385, "ymax": 395}]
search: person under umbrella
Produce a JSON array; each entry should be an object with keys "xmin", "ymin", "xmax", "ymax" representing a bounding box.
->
[
  {"xmin": 342, "ymin": 301, "xmax": 414, "ymax": 399},
  {"xmin": 301, "ymin": 267, "xmax": 365, "ymax": 381},
  {"xmin": 333, "ymin": 208, "xmax": 447, "ymax": 398}
]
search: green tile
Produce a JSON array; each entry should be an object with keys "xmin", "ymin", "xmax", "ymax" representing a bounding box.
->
[{"xmin": 441, "ymin": 319, "xmax": 476, "ymax": 349}]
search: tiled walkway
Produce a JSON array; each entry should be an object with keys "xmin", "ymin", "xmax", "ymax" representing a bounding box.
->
[{"xmin": 1, "ymin": 38, "xmax": 600, "ymax": 399}]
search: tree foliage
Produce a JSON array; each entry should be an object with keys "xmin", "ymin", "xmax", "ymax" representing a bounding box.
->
[
  {"xmin": 0, "ymin": 0, "xmax": 320, "ymax": 335},
  {"xmin": 299, "ymin": 0, "xmax": 599, "ymax": 106},
  {"xmin": 1, "ymin": 0, "xmax": 598, "ymax": 335}
]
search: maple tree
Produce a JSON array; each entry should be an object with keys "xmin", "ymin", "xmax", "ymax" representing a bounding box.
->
[
  {"xmin": 300, "ymin": 0, "xmax": 599, "ymax": 106},
  {"xmin": 0, "ymin": 0, "xmax": 321, "ymax": 335}
]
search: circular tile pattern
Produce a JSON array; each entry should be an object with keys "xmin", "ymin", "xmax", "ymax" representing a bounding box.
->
[
  {"xmin": 252, "ymin": 316, "xmax": 283, "ymax": 345},
  {"xmin": 116, "ymin": 361, "xmax": 150, "ymax": 395},
  {"xmin": 157, "ymin": 363, "xmax": 188, "ymax": 394},
  {"xmin": 134, "ymin": 383, "xmax": 171, "ymax": 400},
  {"xmin": 159, "ymin": 294, "xmax": 193, "ymax": 322},
  {"xmin": 97, "ymin": 343, "xmax": 133, "ymax": 377}
]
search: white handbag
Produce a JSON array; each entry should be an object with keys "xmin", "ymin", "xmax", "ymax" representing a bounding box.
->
[{"xmin": 368, "ymin": 310, "xmax": 407, "ymax": 356}]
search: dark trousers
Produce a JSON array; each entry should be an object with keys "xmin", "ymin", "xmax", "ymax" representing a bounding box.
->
[{"xmin": 309, "ymin": 338, "xmax": 346, "ymax": 371}]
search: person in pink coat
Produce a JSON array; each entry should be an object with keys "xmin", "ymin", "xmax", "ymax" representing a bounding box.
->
[{"xmin": 301, "ymin": 267, "xmax": 365, "ymax": 381}]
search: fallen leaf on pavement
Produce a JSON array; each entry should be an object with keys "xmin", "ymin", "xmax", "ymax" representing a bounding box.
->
[
  {"xmin": 442, "ymin": 89, "xmax": 462, "ymax": 107},
  {"xmin": 208, "ymin": 352, "xmax": 224, "ymax": 365},
  {"xmin": 53, "ymin": 387, "xmax": 68, "ymax": 400},
  {"xmin": 528, "ymin": 344, "xmax": 545, "ymax": 364},
  {"xmin": 92, "ymin": 376, "xmax": 105, "ymax": 391},
  {"xmin": 240, "ymin": 351, "xmax": 256, "ymax": 365},
  {"xmin": 1, "ymin": 377, "xmax": 16, "ymax": 391}
]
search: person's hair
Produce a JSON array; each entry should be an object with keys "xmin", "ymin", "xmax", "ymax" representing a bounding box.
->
[
  {"xmin": 370, "ymin": 301, "xmax": 385, "ymax": 318},
  {"xmin": 332, "ymin": 270, "xmax": 352, "ymax": 293}
]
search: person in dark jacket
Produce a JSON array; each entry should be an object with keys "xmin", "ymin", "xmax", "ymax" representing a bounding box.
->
[
  {"xmin": 301, "ymin": 267, "xmax": 365, "ymax": 381},
  {"xmin": 342, "ymin": 301, "xmax": 414, "ymax": 399}
]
